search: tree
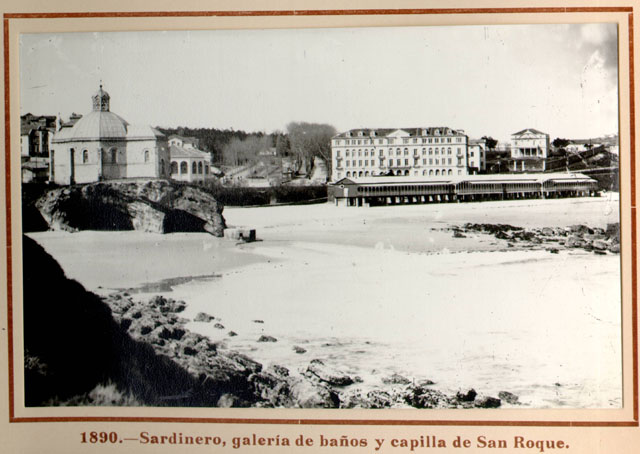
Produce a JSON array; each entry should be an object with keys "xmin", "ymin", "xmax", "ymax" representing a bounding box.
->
[
  {"xmin": 222, "ymin": 136, "xmax": 271, "ymax": 167},
  {"xmin": 552, "ymin": 138, "xmax": 570, "ymax": 149},
  {"xmin": 481, "ymin": 136, "xmax": 498, "ymax": 150},
  {"xmin": 286, "ymin": 122, "xmax": 337, "ymax": 175}
]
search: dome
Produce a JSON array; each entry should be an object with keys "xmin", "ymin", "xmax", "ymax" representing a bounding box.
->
[{"xmin": 53, "ymin": 110, "xmax": 129, "ymax": 142}]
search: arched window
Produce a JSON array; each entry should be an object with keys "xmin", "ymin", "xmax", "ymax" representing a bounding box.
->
[
  {"xmin": 429, "ymin": 170, "xmax": 433, "ymax": 176},
  {"xmin": 160, "ymin": 159, "xmax": 165, "ymax": 175},
  {"xmin": 170, "ymin": 161, "xmax": 178, "ymax": 174},
  {"xmin": 404, "ymin": 170, "xmax": 410, "ymax": 176},
  {"xmin": 423, "ymin": 170, "xmax": 427, "ymax": 176},
  {"xmin": 435, "ymin": 170, "xmax": 440, "ymax": 176},
  {"xmin": 192, "ymin": 162, "xmax": 197, "ymax": 174},
  {"xmin": 365, "ymin": 171, "xmax": 369, "ymax": 176},
  {"xmin": 82, "ymin": 150, "xmax": 88, "ymax": 163},
  {"xmin": 358, "ymin": 171, "xmax": 363, "ymax": 177},
  {"xmin": 198, "ymin": 162, "xmax": 203, "ymax": 174},
  {"xmin": 448, "ymin": 169, "xmax": 452, "ymax": 176},
  {"xmin": 144, "ymin": 150, "xmax": 150, "ymax": 162},
  {"xmin": 205, "ymin": 164, "xmax": 209, "ymax": 174},
  {"xmin": 110, "ymin": 148, "xmax": 117, "ymax": 163},
  {"xmin": 346, "ymin": 171, "xmax": 351, "ymax": 177},
  {"xmin": 180, "ymin": 161, "xmax": 188, "ymax": 174}
]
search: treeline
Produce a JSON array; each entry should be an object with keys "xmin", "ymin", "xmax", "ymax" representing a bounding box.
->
[
  {"xmin": 157, "ymin": 122, "xmax": 336, "ymax": 173},
  {"xmin": 156, "ymin": 126, "xmax": 271, "ymax": 165}
]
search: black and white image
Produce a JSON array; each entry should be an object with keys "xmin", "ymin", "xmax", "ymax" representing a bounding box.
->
[{"xmin": 19, "ymin": 24, "xmax": 621, "ymax": 409}]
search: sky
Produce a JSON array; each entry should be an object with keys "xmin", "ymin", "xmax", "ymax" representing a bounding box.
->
[{"xmin": 19, "ymin": 23, "xmax": 618, "ymax": 143}]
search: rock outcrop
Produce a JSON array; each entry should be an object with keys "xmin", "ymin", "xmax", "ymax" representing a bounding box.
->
[
  {"xmin": 32, "ymin": 179, "xmax": 226, "ymax": 236},
  {"xmin": 450, "ymin": 222, "xmax": 620, "ymax": 254}
]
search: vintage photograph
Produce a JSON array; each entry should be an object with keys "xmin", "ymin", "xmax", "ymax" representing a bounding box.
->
[{"xmin": 19, "ymin": 23, "xmax": 621, "ymax": 410}]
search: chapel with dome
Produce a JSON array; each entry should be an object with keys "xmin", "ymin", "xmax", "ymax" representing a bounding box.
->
[{"xmin": 50, "ymin": 85, "xmax": 169, "ymax": 185}]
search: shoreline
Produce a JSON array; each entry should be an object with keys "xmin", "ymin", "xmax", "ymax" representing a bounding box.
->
[{"xmin": 27, "ymin": 196, "xmax": 622, "ymax": 408}]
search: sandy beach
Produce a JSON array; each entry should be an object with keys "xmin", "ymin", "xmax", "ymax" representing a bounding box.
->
[{"xmin": 28, "ymin": 193, "xmax": 622, "ymax": 408}]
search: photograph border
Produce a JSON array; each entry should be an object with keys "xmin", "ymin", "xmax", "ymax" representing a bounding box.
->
[{"xmin": 3, "ymin": 5, "xmax": 637, "ymax": 427}]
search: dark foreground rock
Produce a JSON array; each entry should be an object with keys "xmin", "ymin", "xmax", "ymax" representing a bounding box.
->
[{"xmin": 30, "ymin": 179, "xmax": 226, "ymax": 236}]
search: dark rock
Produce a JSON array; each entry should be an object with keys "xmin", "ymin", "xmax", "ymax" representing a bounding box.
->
[
  {"xmin": 569, "ymin": 224, "xmax": 594, "ymax": 235},
  {"xmin": 405, "ymin": 386, "xmax": 450, "ymax": 408},
  {"xmin": 293, "ymin": 346, "xmax": 307, "ymax": 354},
  {"xmin": 593, "ymin": 240, "xmax": 608, "ymax": 250},
  {"xmin": 194, "ymin": 312, "xmax": 215, "ymax": 322},
  {"xmin": 453, "ymin": 231, "xmax": 466, "ymax": 238},
  {"xmin": 228, "ymin": 331, "xmax": 238, "ymax": 337},
  {"xmin": 547, "ymin": 248, "xmax": 559, "ymax": 254},
  {"xmin": 213, "ymin": 323, "xmax": 225, "ymax": 329},
  {"xmin": 306, "ymin": 359, "xmax": 354, "ymax": 386},
  {"xmin": 257, "ymin": 335, "xmax": 277, "ymax": 343},
  {"xmin": 498, "ymin": 391, "xmax": 519, "ymax": 404},
  {"xmin": 475, "ymin": 396, "xmax": 501, "ymax": 408},
  {"xmin": 565, "ymin": 235, "xmax": 586, "ymax": 248},
  {"xmin": 541, "ymin": 227, "xmax": 554, "ymax": 236},
  {"xmin": 253, "ymin": 320, "xmax": 265, "ymax": 324},
  {"xmin": 382, "ymin": 373, "xmax": 412, "ymax": 385},
  {"xmin": 456, "ymin": 389, "xmax": 477, "ymax": 402}
]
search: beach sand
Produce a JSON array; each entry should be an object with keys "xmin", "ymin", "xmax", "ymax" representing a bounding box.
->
[{"xmin": 27, "ymin": 193, "xmax": 622, "ymax": 408}]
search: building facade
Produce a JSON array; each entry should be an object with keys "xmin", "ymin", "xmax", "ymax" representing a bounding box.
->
[
  {"xmin": 467, "ymin": 139, "xmax": 487, "ymax": 173},
  {"xmin": 20, "ymin": 113, "xmax": 57, "ymax": 160},
  {"xmin": 331, "ymin": 127, "xmax": 469, "ymax": 182},
  {"xmin": 168, "ymin": 135, "xmax": 212, "ymax": 183},
  {"xmin": 50, "ymin": 86, "xmax": 170, "ymax": 185},
  {"xmin": 510, "ymin": 128, "xmax": 550, "ymax": 172}
]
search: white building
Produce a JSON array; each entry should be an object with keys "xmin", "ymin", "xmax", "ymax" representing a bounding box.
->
[
  {"xmin": 510, "ymin": 128, "xmax": 550, "ymax": 172},
  {"xmin": 50, "ymin": 86, "xmax": 169, "ymax": 185},
  {"xmin": 168, "ymin": 135, "xmax": 212, "ymax": 183},
  {"xmin": 467, "ymin": 139, "xmax": 487, "ymax": 173},
  {"xmin": 331, "ymin": 127, "xmax": 469, "ymax": 182}
]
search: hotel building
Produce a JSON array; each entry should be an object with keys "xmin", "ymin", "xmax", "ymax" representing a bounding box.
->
[
  {"xmin": 510, "ymin": 128, "xmax": 550, "ymax": 172},
  {"xmin": 330, "ymin": 127, "xmax": 469, "ymax": 182}
]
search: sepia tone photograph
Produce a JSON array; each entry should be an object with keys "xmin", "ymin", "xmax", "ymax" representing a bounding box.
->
[{"xmin": 18, "ymin": 22, "xmax": 622, "ymax": 412}]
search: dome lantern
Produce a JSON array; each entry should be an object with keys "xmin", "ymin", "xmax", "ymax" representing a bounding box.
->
[{"xmin": 92, "ymin": 83, "xmax": 110, "ymax": 112}]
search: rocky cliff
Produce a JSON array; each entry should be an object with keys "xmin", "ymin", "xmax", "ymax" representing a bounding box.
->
[{"xmin": 30, "ymin": 180, "xmax": 226, "ymax": 236}]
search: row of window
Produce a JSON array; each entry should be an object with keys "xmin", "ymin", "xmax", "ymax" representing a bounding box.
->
[
  {"xmin": 336, "ymin": 137, "xmax": 464, "ymax": 146},
  {"xmin": 70, "ymin": 148, "xmax": 153, "ymax": 164},
  {"xmin": 170, "ymin": 160, "xmax": 209, "ymax": 175},
  {"xmin": 341, "ymin": 168, "xmax": 462, "ymax": 178},
  {"xmin": 337, "ymin": 147, "xmax": 463, "ymax": 158},
  {"xmin": 344, "ymin": 157, "xmax": 459, "ymax": 167}
]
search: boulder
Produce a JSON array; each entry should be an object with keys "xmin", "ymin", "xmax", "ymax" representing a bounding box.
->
[
  {"xmin": 34, "ymin": 180, "xmax": 226, "ymax": 236},
  {"xmin": 289, "ymin": 378, "xmax": 340, "ymax": 408},
  {"xmin": 194, "ymin": 312, "xmax": 215, "ymax": 323},
  {"xmin": 475, "ymin": 396, "xmax": 502, "ymax": 408},
  {"xmin": 405, "ymin": 386, "xmax": 450, "ymax": 409},
  {"xmin": 456, "ymin": 388, "xmax": 477, "ymax": 402},
  {"xmin": 306, "ymin": 359, "xmax": 354, "ymax": 386},
  {"xmin": 498, "ymin": 391, "xmax": 519, "ymax": 404},
  {"xmin": 565, "ymin": 235, "xmax": 586, "ymax": 248},
  {"xmin": 569, "ymin": 224, "xmax": 594, "ymax": 235},
  {"xmin": 257, "ymin": 335, "xmax": 277, "ymax": 343},
  {"xmin": 382, "ymin": 373, "xmax": 412, "ymax": 385}
]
